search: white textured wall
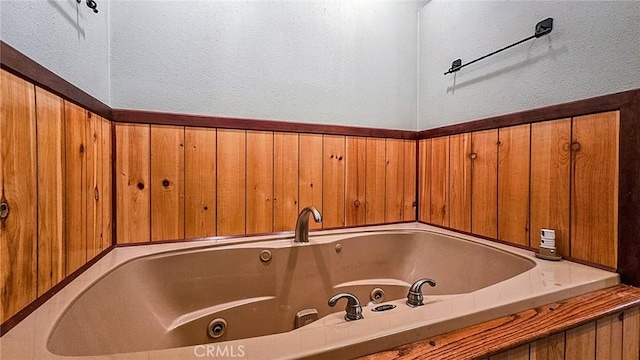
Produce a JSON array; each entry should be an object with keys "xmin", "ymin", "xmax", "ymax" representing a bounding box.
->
[
  {"xmin": 110, "ymin": 1, "xmax": 419, "ymax": 130},
  {"xmin": 418, "ymin": 0, "xmax": 640, "ymax": 129},
  {"xmin": 0, "ymin": 0, "xmax": 111, "ymax": 104}
]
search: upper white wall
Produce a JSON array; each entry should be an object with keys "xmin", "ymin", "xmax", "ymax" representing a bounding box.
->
[
  {"xmin": 110, "ymin": 1, "xmax": 419, "ymax": 131},
  {"xmin": 0, "ymin": 0, "xmax": 111, "ymax": 104},
  {"xmin": 418, "ymin": 0, "xmax": 640, "ymax": 129}
]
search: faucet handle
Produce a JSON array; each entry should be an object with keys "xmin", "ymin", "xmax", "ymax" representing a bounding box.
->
[
  {"xmin": 328, "ymin": 292, "xmax": 363, "ymax": 321},
  {"xmin": 406, "ymin": 278, "xmax": 436, "ymax": 307}
]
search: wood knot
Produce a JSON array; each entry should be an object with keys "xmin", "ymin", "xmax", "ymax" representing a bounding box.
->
[
  {"xmin": 469, "ymin": 153, "xmax": 477, "ymax": 160},
  {"xmin": 204, "ymin": 206, "xmax": 209, "ymax": 211},
  {"xmin": 162, "ymin": 179, "xmax": 170, "ymax": 187},
  {"xmin": 79, "ymin": 144, "xmax": 85, "ymax": 154},
  {"xmin": 338, "ymin": 156, "xmax": 343, "ymax": 160},
  {"xmin": 137, "ymin": 182, "xmax": 145, "ymax": 190},
  {"xmin": 429, "ymin": 341, "xmax": 436, "ymax": 346},
  {"xmin": 354, "ymin": 200, "xmax": 361, "ymax": 208},
  {"xmin": 571, "ymin": 142, "xmax": 581, "ymax": 152}
]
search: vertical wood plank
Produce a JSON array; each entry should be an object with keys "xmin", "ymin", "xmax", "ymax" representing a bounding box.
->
[
  {"xmin": 622, "ymin": 306, "xmax": 640, "ymax": 360},
  {"xmin": 385, "ymin": 139, "xmax": 404, "ymax": 223},
  {"xmin": 246, "ymin": 131, "xmax": 273, "ymax": 234},
  {"xmin": 273, "ymin": 132, "xmax": 299, "ymax": 231},
  {"xmin": 418, "ymin": 139, "xmax": 432, "ymax": 223},
  {"xmin": 365, "ymin": 138, "xmax": 386, "ymax": 224},
  {"xmin": 217, "ymin": 129, "xmax": 246, "ymax": 236},
  {"xmin": 530, "ymin": 119, "xmax": 571, "ymax": 255},
  {"xmin": 116, "ymin": 123, "xmax": 150, "ymax": 244},
  {"xmin": 490, "ymin": 344, "xmax": 530, "ymax": 360},
  {"xmin": 571, "ymin": 111, "xmax": 619, "ymax": 268},
  {"xmin": 565, "ymin": 322, "xmax": 596, "ymax": 360},
  {"xmin": 86, "ymin": 112, "xmax": 101, "ymax": 259},
  {"xmin": 151, "ymin": 125, "xmax": 185, "ymax": 241},
  {"xmin": 64, "ymin": 101, "xmax": 87, "ymax": 273},
  {"xmin": 35, "ymin": 86, "xmax": 65, "ymax": 296},
  {"xmin": 449, "ymin": 133, "xmax": 471, "ymax": 232},
  {"xmin": 299, "ymin": 134, "xmax": 323, "ymax": 229},
  {"xmin": 101, "ymin": 119, "xmax": 112, "ymax": 250},
  {"xmin": 323, "ymin": 135, "xmax": 346, "ymax": 228},
  {"xmin": 346, "ymin": 137, "xmax": 366, "ymax": 226},
  {"xmin": 529, "ymin": 332, "xmax": 565, "ymax": 360},
  {"xmin": 498, "ymin": 124, "xmax": 531, "ymax": 246},
  {"xmin": 430, "ymin": 136, "xmax": 449, "ymax": 227},
  {"xmin": 403, "ymin": 140, "xmax": 417, "ymax": 221},
  {"xmin": 185, "ymin": 127, "xmax": 216, "ymax": 239},
  {"xmin": 0, "ymin": 70, "xmax": 37, "ymax": 323},
  {"xmin": 471, "ymin": 129, "xmax": 498, "ymax": 238},
  {"xmin": 596, "ymin": 313, "xmax": 623, "ymax": 360}
]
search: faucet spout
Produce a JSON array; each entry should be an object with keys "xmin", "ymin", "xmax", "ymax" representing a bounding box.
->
[
  {"xmin": 294, "ymin": 206, "xmax": 322, "ymax": 243},
  {"xmin": 406, "ymin": 278, "xmax": 437, "ymax": 307},
  {"xmin": 328, "ymin": 292, "xmax": 363, "ymax": 321}
]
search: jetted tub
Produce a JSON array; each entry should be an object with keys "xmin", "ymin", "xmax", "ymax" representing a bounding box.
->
[{"xmin": 1, "ymin": 224, "xmax": 619, "ymax": 359}]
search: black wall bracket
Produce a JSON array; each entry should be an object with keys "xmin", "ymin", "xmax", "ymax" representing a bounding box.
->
[{"xmin": 445, "ymin": 17, "xmax": 553, "ymax": 75}]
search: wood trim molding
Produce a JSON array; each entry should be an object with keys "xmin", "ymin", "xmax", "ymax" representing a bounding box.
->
[
  {"xmin": 0, "ymin": 245, "xmax": 116, "ymax": 336},
  {"xmin": 0, "ymin": 41, "xmax": 112, "ymax": 120},
  {"xmin": 417, "ymin": 89, "xmax": 640, "ymax": 139},
  {"xmin": 618, "ymin": 90, "xmax": 640, "ymax": 287},
  {"xmin": 113, "ymin": 109, "xmax": 417, "ymax": 139},
  {"xmin": 359, "ymin": 285, "xmax": 640, "ymax": 360}
]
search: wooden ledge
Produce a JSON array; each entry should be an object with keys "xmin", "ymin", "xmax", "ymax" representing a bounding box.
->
[{"xmin": 359, "ymin": 285, "xmax": 640, "ymax": 360}]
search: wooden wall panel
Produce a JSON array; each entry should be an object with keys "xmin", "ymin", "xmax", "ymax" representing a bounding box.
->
[
  {"xmin": 498, "ymin": 124, "xmax": 530, "ymax": 246},
  {"xmin": 622, "ymin": 306, "xmax": 640, "ymax": 359},
  {"xmin": 274, "ymin": 132, "xmax": 299, "ymax": 231},
  {"xmin": 530, "ymin": 119, "xmax": 570, "ymax": 255},
  {"xmin": 565, "ymin": 322, "xmax": 596, "ymax": 360},
  {"xmin": 150, "ymin": 125, "xmax": 185, "ymax": 241},
  {"xmin": 385, "ymin": 139, "xmax": 404, "ymax": 222},
  {"xmin": 529, "ymin": 333, "xmax": 564, "ymax": 360},
  {"xmin": 185, "ymin": 127, "xmax": 216, "ymax": 238},
  {"xmin": 64, "ymin": 101, "xmax": 87, "ymax": 273},
  {"xmin": 86, "ymin": 113, "xmax": 101, "ymax": 258},
  {"xmin": 365, "ymin": 138, "xmax": 386, "ymax": 224},
  {"xmin": 299, "ymin": 134, "xmax": 323, "ymax": 229},
  {"xmin": 35, "ymin": 87, "xmax": 65, "ymax": 296},
  {"xmin": 346, "ymin": 137, "xmax": 366, "ymax": 226},
  {"xmin": 449, "ymin": 133, "xmax": 471, "ymax": 232},
  {"xmin": 116, "ymin": 123, "xmax": 150, "ymax": 244},
  {"xmin": 430, "ymin": 136, "xmax": 449, "ymax": 227},
  {"xmin": 0, "ymin": 70, "xmax": 37, "ymax": 323},
  {"xmin": 101, "ymin": 120, "xmax": 112, "ymax": 250},
  {"xmin": 571, "ymin": 111, "xmax": 619, "ymax": 268},
  {"xmin": 323, "ymin": 135, "xmax": 346, "ymax": 228},
  {"xmin": 217, "ymin": 129, "xmax": 246, "ymax": 236},
  {"xmin": 471, "ymin": 129, "xmax": 498, "ymax": 238},
  {"xmin": 246, "ymin": 131, "xmax": 273, "ymax": 234},
  {"xmin": 418, "ymin": 139, "xmax": 431, "ymax": 223},
  {"xmin": 596, "ymin": 312, "xmax": 623, "ymax": 359},
  {"xmin": 403, "ymin": 140, "xmax": 416, "ymax": 221},
  {"xmin": 490, "ymin": 345, "xmax": 530, "ymax": 360}
]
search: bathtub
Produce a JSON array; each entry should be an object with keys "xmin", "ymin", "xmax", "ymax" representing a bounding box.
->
[{"xmin": 0, "ymin": 223, "xmax": 619, "ymax": 359}]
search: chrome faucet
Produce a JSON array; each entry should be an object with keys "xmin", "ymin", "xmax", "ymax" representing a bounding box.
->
[
  {"xmin": 328, "ymin": 293, "xmax": 363, "ymax": 321},
  {"xmin": 406, "ymin": 278, "xmax": 437, "ymax": 307},
  {"xmin": 294, "ymin": 206, "xmax": 322, "ymax": 243}
]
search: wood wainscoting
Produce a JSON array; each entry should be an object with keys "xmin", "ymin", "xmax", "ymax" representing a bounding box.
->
[
  {"xmin": 419, "ymin": 110, "xmax": 623, "ymax": 272},
  {"xmin": 114, "ymin": 123, "xmax": 417, "ymax": 243},
  {"xmin": 0, "ymin": 70, "xmax": 112, "ymax": 324}
]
